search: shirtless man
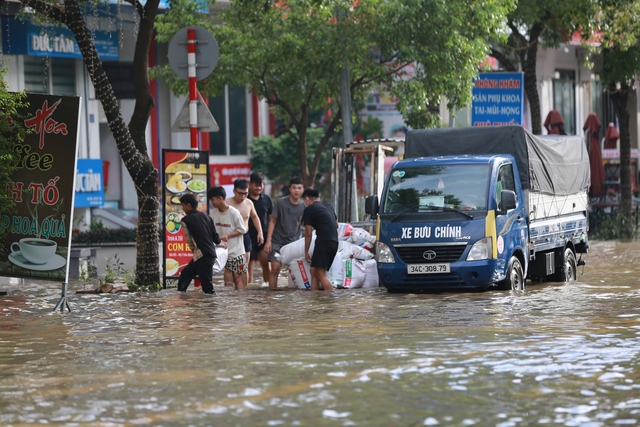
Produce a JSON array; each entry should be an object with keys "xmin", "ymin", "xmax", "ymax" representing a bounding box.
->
[{"xmin": 225, "ymin": 178, "xmax": 264, "ymax": 287}]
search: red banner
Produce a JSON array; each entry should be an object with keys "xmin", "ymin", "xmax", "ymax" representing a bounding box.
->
[{"xmin": 210, "ymin": 162, "xmax": 252, "ymax": 187}]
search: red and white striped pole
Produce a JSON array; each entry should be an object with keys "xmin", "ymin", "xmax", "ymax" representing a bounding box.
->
[
  {"xmin": 188, "ymin": 28, "xmax": 201, "ymax": 288},
  {"xmin": 187, "ymin": 28, "xmax": 198, "ymax": 149}
]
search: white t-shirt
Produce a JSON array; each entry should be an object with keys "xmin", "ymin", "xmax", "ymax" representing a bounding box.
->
[{"xmin": 210, "ymin": 206, "xmax": 247, "ymax": 258}]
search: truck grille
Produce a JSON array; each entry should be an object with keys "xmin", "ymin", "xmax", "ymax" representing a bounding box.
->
[{"xmin": 395, "ymin": 244, "xmax": 467, "ymax": 263}]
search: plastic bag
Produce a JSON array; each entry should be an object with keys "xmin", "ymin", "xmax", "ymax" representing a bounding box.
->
[{"xmin": 212, "ymin": 246, "xmax": 228, "ymax": 275}]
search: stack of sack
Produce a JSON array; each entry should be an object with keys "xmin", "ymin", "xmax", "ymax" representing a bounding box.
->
[{"xmin": 284, "ymin": 223, "xmax": 378, "ymax": 290}]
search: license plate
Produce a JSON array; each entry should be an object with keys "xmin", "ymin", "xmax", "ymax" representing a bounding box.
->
[{"xmin": 407, "ymin": 263, "xmax": 451, "ymax": 274}]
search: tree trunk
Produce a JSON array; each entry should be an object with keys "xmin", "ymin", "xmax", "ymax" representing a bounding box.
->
[
  {"xmin": 128, "ymin": 0, "xmax": 160, "ymax": 288},
  {"xmin": 610, "ymin": 83, "xmax": 633, "ymax": 217},
  {"xmin": 63, "ymin": 0, "xmax": 159, "ymax": 288},
  {"xmin": 296, "ymin": 124, "xmax": 312, "ymax": 187},
  {"xmin": 523, "ymin": 49, "xmax": 541, "ymax": 135},
  {"xmin": 520, "ymin": 32, "xmax": 542, "ymax": 135}
]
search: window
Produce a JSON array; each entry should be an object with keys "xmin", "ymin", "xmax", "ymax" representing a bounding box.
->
[
  {"xmin": 553, "ymin": 69, "xmax": 575, "ymax": 135},
  {"xmin": 207, "ymin": 85, "xmax": 248, "ymax": 156},
  {"xmin": 496, "ymin": 163, "xmax": 515, "ymax": 208},
  {"xmin": 24, "ymin": 57, "xmax": 76, "ymax": 95},
  {"xmin": 591, "ymin": 79, "xmax": 617, "ymax": 137},
  {"xmin": 102, "ymin": 62, "xmax": 135, "ymax": 99}
]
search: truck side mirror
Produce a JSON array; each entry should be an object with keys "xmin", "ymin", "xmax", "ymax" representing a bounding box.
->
[
  {"xmin": 365, "ymin": 195, "xmax": 379, "ymax": 219},
  {"xmin": 498, "ymin": 190, "xmax": 517, "ymax": 214}
]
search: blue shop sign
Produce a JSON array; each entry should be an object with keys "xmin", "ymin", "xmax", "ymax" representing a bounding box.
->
[
  {"xmin": 75, "ymin": 159, "xmax": 104, "ymax": 208},
  {"xmin": 472, "ymin": 72, "xmax": 524, "ymax": 127},
  {"xmin": 1, "ymin": 17, "xmax": 119, "ymax": 60}
]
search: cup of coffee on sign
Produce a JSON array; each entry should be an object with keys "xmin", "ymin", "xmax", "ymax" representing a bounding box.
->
[{"xmin": 11, "ymin": 238, "xmax": 57, "ymax": 265}]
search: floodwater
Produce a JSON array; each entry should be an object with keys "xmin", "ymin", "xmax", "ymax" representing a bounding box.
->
[{"xmin": 1, "ymin": 240, "xmax": 640, "ymax": 427}]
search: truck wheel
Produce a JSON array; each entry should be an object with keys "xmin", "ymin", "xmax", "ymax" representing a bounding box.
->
[
  {"xmin": 503, "ymin": 256, "xmax": 524, "ymax": 291},
  {"xmin": 559, "ymin": 248, "xmax": 577, "ymax": 283}
]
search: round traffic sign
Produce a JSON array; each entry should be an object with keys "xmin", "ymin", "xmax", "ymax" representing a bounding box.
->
[{"xmin": 168, "ymin": 26, "xmax": 218, "ymax": 81}]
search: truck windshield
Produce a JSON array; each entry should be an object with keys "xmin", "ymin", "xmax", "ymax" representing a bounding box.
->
[{"xmin": 382, "ymin": 164, "xmax": 490, "ymax": 214}]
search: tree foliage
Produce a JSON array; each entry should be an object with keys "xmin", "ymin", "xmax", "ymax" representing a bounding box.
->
[
  {"xmin": 156, "ymin": 0, "xmax": 514, "ymax": 186},
  {"xmin": 490, "ymin": 0, "xmax": 597, "ymax": 135},
  {"xmin": 592, "ymin": 0, "xmax": 640, "ymax": 217},
  {"xmin": 0, "ymin": 64, "xmax": 27, "ymax": 251},
  {"xmin": 249, "ymin": 127, "xmax": 341, "ymax": 194}
]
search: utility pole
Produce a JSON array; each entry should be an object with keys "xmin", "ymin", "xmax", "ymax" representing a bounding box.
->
[
  {"xmin": 340, "ymin": 68, "xmax": 353, "ymax": 147},
  {"xmin": 338, "ymin": 7, "xmax": 358, "ymax": 222}
]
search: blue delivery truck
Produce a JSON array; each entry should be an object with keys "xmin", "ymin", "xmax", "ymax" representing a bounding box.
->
[{"xmin": 365, "ymin": 126, "xmax": 590, "ymax": 292}]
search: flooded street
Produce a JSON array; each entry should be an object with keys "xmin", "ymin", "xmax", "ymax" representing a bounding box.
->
[{"xmin": 1, "ymin": 240, "xmax": 640, "ymax": 426}]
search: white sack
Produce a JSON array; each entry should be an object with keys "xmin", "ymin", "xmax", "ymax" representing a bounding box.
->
[
  {"xmin": 288, "ymin": 258, "xmax": 312, "ymax": 290},
  {"xmin": 339, "ymin": 240, "xmax": 374, "ymax": 261},
  {"xmin": 340, "ymin": 258, "xmax": 366, "ymax": 289},
  {"xmin": 361, "ymin": 259, "xmax": 379, "ymax": 289},
  {"xmin": 327, "ymin": 251, "xmax": 344, "ymax": 288},
  {"xmin": 349, "ymin": 227, "xmax": 376, "ymax": 250},
  {"xmin": 337, "ymin": 222, "xmax": 354, "ymax": 240},
  {"xmin": 280, "ymin": 234, "xmax": 315, "ymax": 266},
  {"xmin": 212, "ymin": 246, "xmax": 228, "ymax": 275}
]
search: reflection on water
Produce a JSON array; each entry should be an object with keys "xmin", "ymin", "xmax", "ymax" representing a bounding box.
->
[{"xmin": 1, "ymin": 240, "xmax": 640, "ymax": 426}]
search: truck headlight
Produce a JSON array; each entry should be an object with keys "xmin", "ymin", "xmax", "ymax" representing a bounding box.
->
[
  {"xmin": 466, "ymin": 237, "xmax": 492, "ymax": 261},
  {"xmin": 376, "ymin": 241, "xmax": 396, "ymax": 263}
]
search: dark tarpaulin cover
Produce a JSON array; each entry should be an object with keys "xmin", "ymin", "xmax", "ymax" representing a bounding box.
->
[{"xmin": 404, "ymin": 126, "xmax": 590, "ymax": 196}]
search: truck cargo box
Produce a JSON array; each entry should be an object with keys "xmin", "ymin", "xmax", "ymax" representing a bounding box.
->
[{"xmin": 405, "ymin": 126, "xmax": 589, "ymax": 197}]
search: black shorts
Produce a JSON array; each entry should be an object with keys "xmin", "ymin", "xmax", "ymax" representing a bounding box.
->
[
  {"xmin": 249, "ymin": 235, "xmax": 265, "ymax": 261},
  {"xmin": 311, "ymin": 240, "xmax": 339, "ymax": 270},
  {"xmin": 243, "ymin": 233, "xmax": 252, "ymax": 253}
]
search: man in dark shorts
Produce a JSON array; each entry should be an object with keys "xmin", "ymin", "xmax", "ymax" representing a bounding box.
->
[
  {"xmin": 177, "ymin": 194, "xmax": 221, "ymax": 295},
  {"xmin": 248, "ymin": 172, "xmax": 273, "ymax": 285},
  {"xmin": 226, "ymin": 178, "xmax": 263, "ymax": 287},
  {"xmin": 264, "ymin": 176, "xmax": 305, "ymax": 290},
  {"xmin": 301, "ymin": 187, "xmax": 339, "ymax": 291}
]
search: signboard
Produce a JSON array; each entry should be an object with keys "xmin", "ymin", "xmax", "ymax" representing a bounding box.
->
[
  {"xmin": 210, "ymin": 162, "xmax": 252, "ymax": 196},
  {"xmin": 472, "ymin": 72, "xmax": 525, "ymax": 126},
  {"xmin": 74, "ymin": 159, "xmax": 104, "ymax": 208},
  {"xmin": 162, "ymin": 150, "xmax": 209, "ymax": 285},
  {"xmin": 1, "ymin": 17, "xmax": 119, "ymax": 60},
  {"xmin": 359, "ymin": 65, "xmax": 413, "ymax": 139},
  {"xmin": 602, "ymin": 149, "xmax": 640, "ymax": 159},
  {"xmin": 0, "ymin": 94, "xmax": 80, "ymax": 283},
  {"xmin": 360, "ymin": 88, "xmax": 408, "ymax": 139},
  {"xmin": 210, "ymin": 162, "xmax": 252, "ymax": 186},
  {"xmin": 171, "ymin": 92, "xmax": 219, "ymax": 132}
]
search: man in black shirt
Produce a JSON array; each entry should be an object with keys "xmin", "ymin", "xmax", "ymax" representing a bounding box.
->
[
  {"xmin": 248, "ymin": 172, "xmax": 273, "ymax": 285},
  {"xmin": 177, "ymin": 194, "xmax": 221, "ymax": 294},
  {"xmin": 301, "ymin": 188, "xmax": 339, "ymax": 291}
]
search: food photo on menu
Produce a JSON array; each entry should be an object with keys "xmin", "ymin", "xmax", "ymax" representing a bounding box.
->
[{"xmin": 162, "ymin": 151, "xmax": 210, "ymax": 280}]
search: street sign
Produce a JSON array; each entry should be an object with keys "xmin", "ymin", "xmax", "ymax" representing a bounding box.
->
[
  {"xmin": 171, "ymin": 92, "xmax": 219, "ymax": 132},
  {"xmin": 168, "ymin": 26, "xmax": 218, "ymax": 81},
  {"xmin": 471, "ymin": 72, "xmax": 524, "ymax": 126}
]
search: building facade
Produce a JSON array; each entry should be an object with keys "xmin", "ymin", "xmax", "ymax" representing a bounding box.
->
[{"xmin": 2, "ymin": 0, "xmax": 638, "ymax": 229}]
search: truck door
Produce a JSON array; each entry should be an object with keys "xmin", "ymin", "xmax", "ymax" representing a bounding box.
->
[{"xmin": 494, "ymin": 163, "xmax": 527, "ymax": 275}]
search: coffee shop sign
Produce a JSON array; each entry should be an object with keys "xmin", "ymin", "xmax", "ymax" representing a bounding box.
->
[
  {"xmin": 5, "ymin": 177, "xmax": 61, "ymax": 205},
  {"xmin": 0, "ymin": 214, "xmax": 67, "ymax": 240}
]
